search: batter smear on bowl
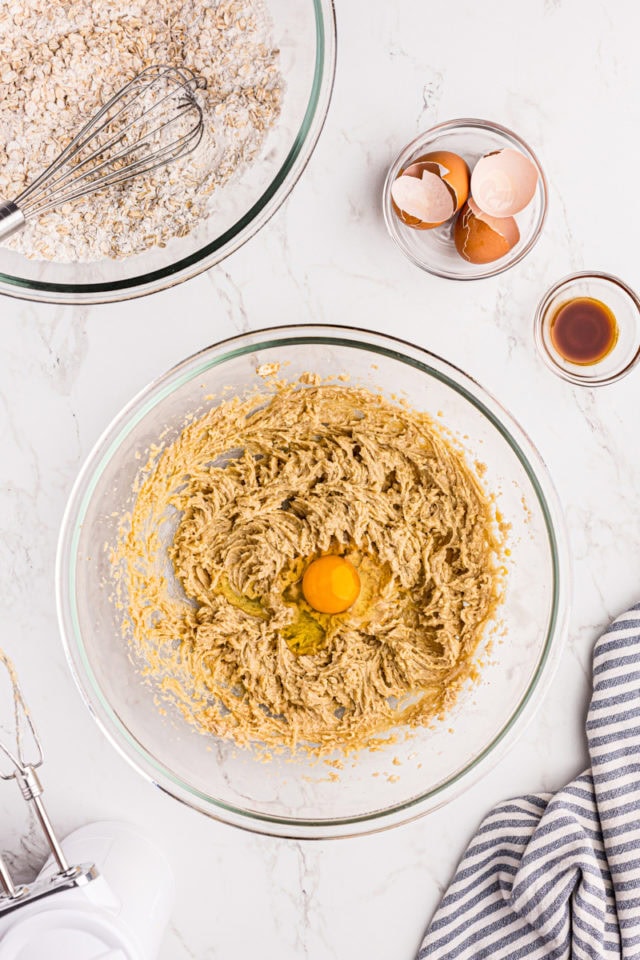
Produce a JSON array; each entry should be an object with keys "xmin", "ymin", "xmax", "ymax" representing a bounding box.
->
[{"xmin": 114, "ymin": 382, "xmax": 502, "ymax": 755}]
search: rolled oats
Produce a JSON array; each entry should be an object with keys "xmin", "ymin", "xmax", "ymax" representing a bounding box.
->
[{"xmin": 0, "ymin": 0, "xmax": 282, "ymax": 262}]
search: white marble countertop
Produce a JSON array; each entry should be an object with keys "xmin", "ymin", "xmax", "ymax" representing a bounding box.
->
[{"xmin": 2, "ymin": 0, "xmax": 640, "ymax": 957}]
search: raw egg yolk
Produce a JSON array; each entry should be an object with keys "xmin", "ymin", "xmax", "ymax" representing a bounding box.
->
[{"xmin": 302, "ymin": 556, "xmax": 360, "ymax": 614}]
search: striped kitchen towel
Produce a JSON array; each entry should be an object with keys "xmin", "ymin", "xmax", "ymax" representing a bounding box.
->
[{"xmin": 418, "ymin": 604, "xmax": 640, "ymax": 960}]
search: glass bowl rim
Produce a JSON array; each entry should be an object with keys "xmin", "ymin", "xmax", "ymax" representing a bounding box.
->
[
  {"xmin": 0, "ymin": 0, "xmax": 337, "ymax": 306},
  {"xmin": 56, "ymin": 323, "xmax": 570, "ymax": 838},
  {"xmin": 534, "ymin": 270, "xmax": 640, "ymax": 386},
  {"xmin": 382, "ymin": 117, "xmax": 549, "ymax": 281}
]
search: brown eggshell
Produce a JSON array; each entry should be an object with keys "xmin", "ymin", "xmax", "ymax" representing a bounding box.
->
[
  {"xmin": 454, "ymin": 198, "xmax": 520, "ymax": 264},
  {"xmin": 391, "ymin": 167, "xmax": 456, "ymax": 229},
  {"xmin": 415, "ymin": 150, "xmax": 470, "ymax": 212},
  {"xmin": 469, "ymin": 198, "xmax": 520, "ymax": 244},
  {"xmin": 471, "ymin": 148, "xmax": 538, "ymax": 217}
]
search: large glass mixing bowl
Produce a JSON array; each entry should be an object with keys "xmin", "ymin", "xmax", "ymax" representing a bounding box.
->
[
  {"xmin": 57, "ymin": 326, "xmax": 569, "ymax": 838},
  {"xmin": 0, "ymin": 1, "xmax": 336, "ymax": 305}
]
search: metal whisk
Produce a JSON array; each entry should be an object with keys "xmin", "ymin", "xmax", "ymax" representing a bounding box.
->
[
  {"xmin": 0, "ymin": 650, "xmax": 97, "ymax": 914},
  {"xmin": 0, "ymin": 64, "xmax": 206, "ymax": 242}
]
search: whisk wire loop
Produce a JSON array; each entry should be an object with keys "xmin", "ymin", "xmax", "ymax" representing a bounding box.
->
[{"xmin": 10, "ymin": 65, "xmax": 206, "ymax": 222}]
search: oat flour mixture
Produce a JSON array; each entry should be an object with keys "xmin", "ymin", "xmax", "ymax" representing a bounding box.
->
[
  {"xmin": 115, "ymin": 383, "xmax": 501, "ymax": 755},
  {"xmin": 0, "ymin": 0, "xmax": 281, "ymax": 261}
]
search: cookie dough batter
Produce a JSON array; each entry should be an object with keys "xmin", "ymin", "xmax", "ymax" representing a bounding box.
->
[{"xmin": 115, "ymin": 382, "xmax": 501, "ymax": 754}]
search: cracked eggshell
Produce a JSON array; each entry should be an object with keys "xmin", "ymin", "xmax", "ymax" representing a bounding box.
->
[
  {"xmin": 454, "ymin": 198, "xmax": 520, "ymax": 264},
  {"xmin": 470, "ymin": 148, "xmax": 538, "ymax": 217},
  {"xmin": 415, "ymin": 151, "xmax": 470, "ymax": 213},
  {"xmin": 391, "ymin": 150, "xmax": 469, "ymax": 229},
  {"xmin": 391, "ymin": 165, "xmax": 456, "ymax": 229}
]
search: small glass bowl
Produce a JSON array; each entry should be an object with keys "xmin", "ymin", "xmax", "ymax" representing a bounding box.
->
[
  {"xmin": 535, "ymin": 272, "xmax": 640, "ymax": 386},
  {"xmin": 382, "ymin": 118, "xmax": 548, "ymax": 280}
]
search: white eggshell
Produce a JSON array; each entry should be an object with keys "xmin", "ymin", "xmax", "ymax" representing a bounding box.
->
[
  {"xmin": 471, "ymin": 148, "xmax": 538, "ymax": 217},
  {"xmin": 391, "ymin": 169, "xmax": 455, "ymax": 224}
]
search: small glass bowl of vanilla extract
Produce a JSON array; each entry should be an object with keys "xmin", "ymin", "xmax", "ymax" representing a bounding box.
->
[{"xmin": 535, "ymin": 272, "xmax": 640, "ymax": 386}]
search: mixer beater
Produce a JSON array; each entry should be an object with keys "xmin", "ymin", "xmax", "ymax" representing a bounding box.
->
[
  {"xmin": 0, "ymin": 650, "xmax": 96, "ymax": 914},
  {"xmin": 0, "ymin": 650, "xmax": 175, "ymax": 960}
]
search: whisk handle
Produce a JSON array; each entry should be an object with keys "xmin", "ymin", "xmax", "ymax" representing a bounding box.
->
[{"xmin": 0, "ymin": 201, "xmax": 25, "ymax": 240}]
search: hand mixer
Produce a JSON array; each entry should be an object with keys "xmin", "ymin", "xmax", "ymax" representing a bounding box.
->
[
  {"xmin": 0, "ymin": 651, "xmax": 175, "ymax": 960},
  {"xmin": 0, "ymin": 64, "xmax": 206, "ymax": 242}
]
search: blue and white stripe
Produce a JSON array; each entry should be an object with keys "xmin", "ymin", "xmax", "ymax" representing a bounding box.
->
[{"xmin": 419, "ymin": 604, "xmax": 640, "ymax": 960}]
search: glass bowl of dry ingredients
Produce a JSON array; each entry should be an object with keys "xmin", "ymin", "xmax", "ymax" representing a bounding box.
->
[
  {"xmin": 0, "ymin": 0, "xmax": 336, "ymax": 304},
  {"xmin": 57, "ymin": 325, "xmax": 569, "ymax": 838}
]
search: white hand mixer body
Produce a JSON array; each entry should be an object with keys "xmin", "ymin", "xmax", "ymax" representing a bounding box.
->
[
  {"xmin": 0, "ymin": 653, "xmax": 174, "ymax": 960},
  {"xmin": 0, "ymin": 821, "xmax": 175, "ymax": 960}
]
